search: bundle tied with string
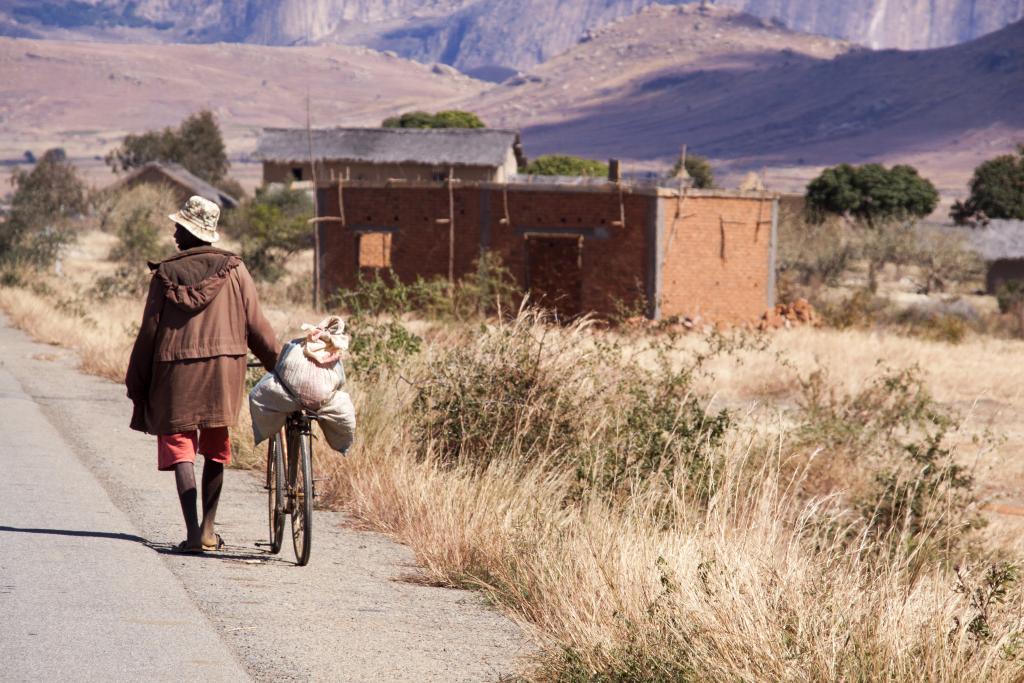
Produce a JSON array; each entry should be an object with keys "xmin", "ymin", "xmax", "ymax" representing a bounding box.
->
[{"xmin": 276, "ymin": 316, "xmax": 349, "ymax": 410}]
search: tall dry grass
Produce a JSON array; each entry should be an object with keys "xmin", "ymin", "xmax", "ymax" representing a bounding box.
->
[
  {"xmin": 325, "ymin": 312, "xmax": 1023, "ymax": 680},
  {"xmin": 4, "ymin": 231, "xmax": 1024, "ymax": 681}
]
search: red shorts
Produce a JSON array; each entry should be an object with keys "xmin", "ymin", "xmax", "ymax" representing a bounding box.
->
[{"xmin": 157, "ymin": 427, "xmax": 232, "ymax": 471}]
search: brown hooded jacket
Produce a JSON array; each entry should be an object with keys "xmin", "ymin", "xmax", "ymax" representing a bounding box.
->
[{"xmin": 125, "ymin": 246, "xmax": 280, "ymax": 435}]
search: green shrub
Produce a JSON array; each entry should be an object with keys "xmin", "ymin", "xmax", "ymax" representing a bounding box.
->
[
  {"xmin": 347, "ymin": 317, "xmax": 423, "ymax": 381},
  {"xmin": 668, "ymin": 153, "xmax": 716, "ymax": 189},
  {"xmin": 332, "ymin": 251, "xmax": 522, "ymax": 320},
  {"xmin": 231, "ymin": 186, "xmax": 313, "ymax": 283},
  {"xmin": 525, "ymin": 155, "xmax": 608, "ymax": 177},
  {"xmin": 2, "ymin": 149, "xmax": 86, "ymax": 268},
  {"xmin": 952, "ymin": 145, "xmax": 1024, "ymax": 224},
  {"xmin": 381, "ymin": 110, "xmax": 485, "ymax": 129},
  {"xmin": 104, "ymin": 185, "xmax": 177, "ymax": 264},
  {"xmin": 90, "ymin": 184, "xmax": 178, "ymax": 298},
  {"xmin": 105, "ymin": 110, "xmax": 229, "ymax": 184},
  {"xmin": 794, "ymin": 366, "xmax": 983, "ymax": 558},
  {"xmin": 583, "ymin": 347, "xmax": 731, "ymax": 505},
  {"xmin": 411, "ymin": 310, "xmax": 732, "ymax": 505},
  {"xmin": 412, "ymin": 311, "xmax": 587, "ymax": 469},
  {"xmin": 334, "ymin": 270, "xmax": 447, "ymax": 318}
]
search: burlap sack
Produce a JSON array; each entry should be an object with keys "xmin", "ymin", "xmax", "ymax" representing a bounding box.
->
[{"xmin": 275, "ymin": 340, "xmax": 344, "ymax": 410}]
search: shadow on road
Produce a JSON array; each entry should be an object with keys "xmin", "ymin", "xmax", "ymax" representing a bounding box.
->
[
  {"xmin": 0, "ymin": 525, "xmax": 285, "ymax": 563},
  {"xmin": 0, "ymin": 524, "xmax": 149, "ymax": 543}
]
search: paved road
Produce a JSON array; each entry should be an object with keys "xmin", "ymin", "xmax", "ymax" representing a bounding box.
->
[{"xmin": 0, "ymin": 314, "xmax": 526, "ymax": 681}]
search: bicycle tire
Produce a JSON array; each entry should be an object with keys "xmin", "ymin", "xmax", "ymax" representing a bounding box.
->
[
  {"xmin": 267, "ymin": 431, "xmax": 285, "ymax": 554},
  {"xmin": 289, "ymin": 430, "xmax": 313, "ymax": 566}
]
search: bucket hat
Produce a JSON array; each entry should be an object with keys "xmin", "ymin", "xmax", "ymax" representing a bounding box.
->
[{"xmin": 169, "ymin": 195, "xmax": 220, "ymax": 244}]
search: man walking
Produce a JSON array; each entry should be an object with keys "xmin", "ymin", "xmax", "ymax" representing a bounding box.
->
[{"xmin": 126, "ymin": 195, "xmax": 280, "ymax": 552}]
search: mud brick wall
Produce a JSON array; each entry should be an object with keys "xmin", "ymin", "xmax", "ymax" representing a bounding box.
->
[
  {"xmin": 659, "ymin": 194, "xmax": 775, "ymax": 322},
  {"xmin": 481, "ymin": 188, "xmax": 652, "ymax": 316},
  {"xmin": 317, "ymin": 185, "xmax": 485, "ymax": 297},
  {"xmin": 317, "ymin": 184, "xmax": 652, "ymax": 317},
  {"xmin": 317, "ymin": 183, "xmax": 775, "ymax": 322}
]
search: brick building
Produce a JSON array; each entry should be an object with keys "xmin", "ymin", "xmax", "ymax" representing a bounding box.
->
[
  {"xmin": 256, "ymin": 128, "xmax": 524, "ymax": 185},
  {"xmin": 315, "ymin": 180, "xmax": 779, "ymax": 323}
]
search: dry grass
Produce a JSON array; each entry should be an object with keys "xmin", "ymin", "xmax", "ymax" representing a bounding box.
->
[
  {"xmin": 4, "ymin": 229, "xmax": 1024, "ymax": 681},
  {"xmin": 331, "ymin": 441, "xmax": 1024, "ymax": 680}
]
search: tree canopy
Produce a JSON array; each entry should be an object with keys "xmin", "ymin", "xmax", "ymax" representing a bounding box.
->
[
  {"xmin": 105, "ymin": 110, "xmax": 229, "ymax": 184},
  {"xmin": 951, "ymin": 145, "xmax": 1024, "ymax": 225},
  {"xmin": 669, "ymin": 154, "xmax": 716, "ymax": 189},
  {"xmin": 805, "ymin": 163, "xmax": 938, "ymax": 227},
  {"xmin": 525, "ymin": 155, "xmax": 608, "ymax": 177},
  {"xmin": 2, "ymin": 148, "xmax": 87, "ymax": 267},
  {"xmin": 381, "ymin": 110, "xmax": 485, "ymax": 129},
  {"xmin": 228, "ymin": 187, "xmax": 314, "ymax": 283}
]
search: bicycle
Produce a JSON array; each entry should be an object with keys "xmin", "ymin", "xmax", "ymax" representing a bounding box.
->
[
  {"xmin": 249, "ymin": 359, "xmax": 316, "ymax": 566},
  {"xmin": 265, "ymin": 410, "xmax": 315, "ymax": 566}
]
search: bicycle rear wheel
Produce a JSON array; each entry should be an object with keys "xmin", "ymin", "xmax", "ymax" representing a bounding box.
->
[
  {"xmin": 289, "ymin": 430, "xmax": 313, "ymax": 566},
  {"xmin": 267, "ymin": 431, "xmax": 285, "ymax": 554}
]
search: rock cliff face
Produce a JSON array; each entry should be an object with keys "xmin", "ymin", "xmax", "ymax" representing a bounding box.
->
[
  {"xmin": 715, "ymin": 0, "xmax": 1024, "ymax": 50},
  {"xmin": 1, "ymin": 0, "xmax": 1022, "ymax": 69}
]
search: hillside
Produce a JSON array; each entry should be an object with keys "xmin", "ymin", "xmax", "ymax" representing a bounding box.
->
[
  {"xmin": 3, "ymin": 4, "xmax": 1022, "ymax": 200},
  {"xmin": 715, "ymin": 0, "xmax": 1024, "ymax": 50},
  {"xmin": 0, "ymin": 37, "xmax": 483, "ymax": 187},
  {"xmin": 468, "ymin": 4, "xmax": 1024, "ymax": 197},
  {"xmin": 0, "ymin": 0, "xmax": 1021, "ymax": 72}
]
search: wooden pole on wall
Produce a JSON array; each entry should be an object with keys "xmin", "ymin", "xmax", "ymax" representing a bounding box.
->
[
  {"xmin": 447, "ymin": 166, "xmax": 455, "ymax": 286},
  {"xmin": 305, "ymin": 93, "xmax": 321, "ymax": 311}
]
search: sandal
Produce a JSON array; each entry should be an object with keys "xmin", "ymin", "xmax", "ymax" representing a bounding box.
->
[
  {"xmin": 202, "ymin": 533, "xmax": 225, "ymax": 551},
  {"xmin": 174, "ymin": 540, "xmax": 204, "ymax": 554}
]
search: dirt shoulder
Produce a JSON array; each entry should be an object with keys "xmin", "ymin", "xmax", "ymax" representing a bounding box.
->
[{"xmin": 0, "ymin": 313, "xmax": 527, "ymax": 681}]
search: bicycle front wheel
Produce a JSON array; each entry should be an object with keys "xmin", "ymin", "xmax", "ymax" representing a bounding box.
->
[
  {"xmin": 267, "ymin": 430, "xmax": 285, "ymax": 554},
  {"xmin": 289, "ymin": 431, "xmax": 313, "ymax": 566}
]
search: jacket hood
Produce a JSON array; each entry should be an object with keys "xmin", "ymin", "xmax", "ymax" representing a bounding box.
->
[{"xmin": 150, "ymin": 247, "xmax": 241, "ymax": 313}]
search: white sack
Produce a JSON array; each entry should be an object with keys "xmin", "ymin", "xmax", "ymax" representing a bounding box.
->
[
  {"xmin": 248, "ymin": 373, "xmax": 356, "ymax": 454},
  {"xmin": 275, "ymin": 340, "xmax": 344, "ymax": 410},
  {"xmin": 317, "ymin": 390, "xmax": 356, "ymax": 454}
]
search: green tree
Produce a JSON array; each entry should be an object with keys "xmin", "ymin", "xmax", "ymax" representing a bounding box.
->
[
  {"xmin": 381, "ymin": 110, "xmax": 485, "ymax": 129},
  {"xmin": 233, "ymin": 187, "xmax": 314, "ymax": 283},
  {"xmin": 805, "ymin": 163, "xmax": 939, "ymax": 228},
  {"xmin": 105, "ymin": 110, "xmax": 229, "ymax": 184},
  {"xmin": 805, "ymin": 163, "xmax": 938, "ymax": 292},
  {"xmin": 951, "ymin": 145, "xmax": 1024, "ymax": 225},
  {"xmin": 1, "ymin": 148, "xmax": 87, "ymax": 269},
  {"xmin": 525, "ymin": 155, "xmax": 608, "ymax": 177},
  {"xmin": 669, "ymin": 153, "xmax": 716, "ymax": 188}
]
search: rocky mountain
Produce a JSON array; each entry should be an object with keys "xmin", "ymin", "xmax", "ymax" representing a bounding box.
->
[
  {"xmin": 3, "ymin": 2, "xmax": 1021, "ymax": 199},
  {"xmin": 1, "ymin": 0, "xmax": 1021, "ymax": 72},
  {"xmin": 716, "ymin": 0, "xmax": 1024, "ymax": 50},
  {"xmin": 467, "ymin": 3, "xmax": 1024, "ymax": 198}
]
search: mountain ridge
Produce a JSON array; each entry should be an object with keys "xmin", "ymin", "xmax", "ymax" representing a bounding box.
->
[{"xmin": 1, "ymin": 0, "xmax": 1021, "ymax": 71}]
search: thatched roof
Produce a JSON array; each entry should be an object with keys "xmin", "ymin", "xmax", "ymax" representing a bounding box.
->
[
  {"xmin": 968, "ymin": 220, "xmax": 1024, "ymax": 261},
  {"xmin": 114, "ymin": 162, "xmax": 239, "ymax": 209},
  {"xmin": 255, "ymin": 127, "xmax": 520, "ymax": 168}
]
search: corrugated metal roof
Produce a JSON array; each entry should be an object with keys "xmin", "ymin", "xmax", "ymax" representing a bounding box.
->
[{"xmin": 255, "ymin": 127, "xmax": 519, "ymax": 168}]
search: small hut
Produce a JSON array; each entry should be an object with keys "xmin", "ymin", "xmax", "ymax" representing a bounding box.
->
[
  {"xmin": 968, "ymin": 220, "xmax": 1024, "ymax": 294},
  {"xmin": 108, "ymin": 162, "xmax": 239, "ymax": 209}
]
